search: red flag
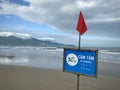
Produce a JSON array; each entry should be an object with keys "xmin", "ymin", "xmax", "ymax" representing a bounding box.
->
[{"xmin": 76, "ymin": 11, "xmax": 87, "ymax": 35}]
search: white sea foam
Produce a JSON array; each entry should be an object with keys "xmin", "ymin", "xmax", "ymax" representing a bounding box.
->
[
  {"xmin": 100, "ymin": 60, "xmax": 120, "ymax": 64},
  {"xmin": 14, "ymin": 57, "xmax": 29, "ymax": 64},
  {"xmin": 0, "ymin": 56, "xmax": 29, "ymax": 64},
  {"xmin": 0, "ymin": 57, "xmax": 12, "ymax": 64},
  {"xmin": 100, "ymin": 50, "xmax": 120, "ymax": 55}
]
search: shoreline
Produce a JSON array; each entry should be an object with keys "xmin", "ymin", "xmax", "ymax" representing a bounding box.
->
[
  {"xmin": 0, "ymin": 65, "xmax": 120, "ymax": 90},
  {"xmin": 1, "ymin": 60, "xmax": 120, "ymax": 77}
]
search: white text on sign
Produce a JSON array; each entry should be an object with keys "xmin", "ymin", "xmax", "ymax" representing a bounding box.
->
[{"xmin": 78, "ymin": 55, "xmax": 95, "ymax": 60}]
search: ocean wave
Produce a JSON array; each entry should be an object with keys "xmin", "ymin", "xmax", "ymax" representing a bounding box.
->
[
  {"xmin": 0, "ymin": 56, "xmax": 29, "ymax": 64},
  {"xmin": 99, "ymin": 59, "xmax": 120, "ymax": 64},
  {"xmin": 0, "ymin": 58, "xmax": 12, "ymax": 64},
  {"xmin": 0, "ymin": 47, "xmax": 120, "ymax": 68},
  {"xmin": 14, "ymin": 57, "xmax": 29, "ymax": 64},
  {"xmin": 99, "ymin": 50, "xmax": 120, "ymax": 55}
]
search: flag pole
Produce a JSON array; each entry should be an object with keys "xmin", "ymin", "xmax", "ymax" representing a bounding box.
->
[
  {"xmin": 77, "ymin": 74, "xmax": 80, "ymax": 90},
  {"xmin": 77, "ymin": 33, "xmax": 81, "ymax": 90},
  {"xmin": 76, "ymin": 11, "xmax": 87, "ymax": 90},
  {"xmin": 78, "ymin": 33, "xmax": 81, "ymax": 49}
]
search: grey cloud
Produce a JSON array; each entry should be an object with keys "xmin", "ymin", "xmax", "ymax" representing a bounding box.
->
[{"xmin": 0, "ymin": 0, "xmax": 120, "ymax": 47}]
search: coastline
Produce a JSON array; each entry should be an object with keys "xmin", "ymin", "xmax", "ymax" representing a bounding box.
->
[{"xmin": 0, "ymin": 64, "xmax": 120, "ymax": 90}]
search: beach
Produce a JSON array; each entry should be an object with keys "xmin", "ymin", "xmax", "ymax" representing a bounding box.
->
[
  {"xmin": 0, "ymin": 47, "xmax": 120, "ymax": 90},
  {"xmin": 0, "ymin": 64, "xmax": 120, "ymax": 90}
]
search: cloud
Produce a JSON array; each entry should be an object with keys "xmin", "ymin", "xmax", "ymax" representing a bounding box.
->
[
  {"xmin": 76, "ymin": 0, "xmax": 98, "ymax": 8},
  {"xmin": 37, "ymin": 37, "xmax": 54, "ymax": 41},
  {"xmin": 0, "ymin": 0, "xmax": 120, "ymax": 47}
]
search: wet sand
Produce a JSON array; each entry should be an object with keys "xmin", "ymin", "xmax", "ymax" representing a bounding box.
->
[{"xmin": 0, "ymin": 64, "xmax": 120, "ymax": 90}]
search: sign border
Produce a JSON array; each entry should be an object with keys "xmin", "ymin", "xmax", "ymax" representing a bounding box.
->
[{"xmin": 63, "ymin": 48, "xmax": 98, "ymax": 78}]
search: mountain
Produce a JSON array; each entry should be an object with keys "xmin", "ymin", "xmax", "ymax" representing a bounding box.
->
[{"xmin": 0, "ymin": 32, "xmax": 76, "ymax": 48}]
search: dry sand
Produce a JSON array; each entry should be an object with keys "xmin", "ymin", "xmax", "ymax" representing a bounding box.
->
[{"xmin": 0, "ymin": 65, "xmax": 120, "ymax": 90}]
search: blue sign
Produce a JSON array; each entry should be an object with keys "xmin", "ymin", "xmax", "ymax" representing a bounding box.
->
[{"xmin": 63, "ymin": 49, "xmax": 98, "ymax": 77}]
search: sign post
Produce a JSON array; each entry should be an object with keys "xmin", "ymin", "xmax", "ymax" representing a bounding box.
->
[
  {"xmin": 77, "ymin": 74, "xmax": 80, "ymax": 90},
  {"xmin": 77, "ymin": 11, "xmax": 87, "ymax": 90},
  {"xmin": 63, "ymin": 11, "xmax": 98, "ymax": 90},
  {"xmin": 77, "ymin": 34, "xmax": 80, "ymax": 90}
]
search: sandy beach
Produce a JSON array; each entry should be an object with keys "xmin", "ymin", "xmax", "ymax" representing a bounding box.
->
[{"xmin": 0, "ymin": 64, "xmax": 120, "ymax": 90}]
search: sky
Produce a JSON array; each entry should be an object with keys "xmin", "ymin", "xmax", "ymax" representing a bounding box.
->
[{"xmin": 0, "ymin": 0, "xmax": 120, "ymax": 47}]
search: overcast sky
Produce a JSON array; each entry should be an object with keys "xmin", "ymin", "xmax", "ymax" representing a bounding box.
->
[{"xmin": 0, "ymin": 0, "xmax": 120, "ymax": 47}]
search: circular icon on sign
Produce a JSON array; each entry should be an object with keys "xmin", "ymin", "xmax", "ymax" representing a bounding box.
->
[{"xmin": 66, "ymin": 53, "xmax": 78, "ymax": 66}]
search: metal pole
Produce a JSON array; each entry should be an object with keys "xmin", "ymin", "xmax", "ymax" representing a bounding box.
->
[
  {"xmin": 78, "ymin": 34, "xmax": 81, "ymax": 49},
  {"xmin": 77, "ymin": 33, "xmax": 81, "ymax": 90},
  {"xmin": 77, "ymin": 74, "xmax": 80, "ymax": 90}
]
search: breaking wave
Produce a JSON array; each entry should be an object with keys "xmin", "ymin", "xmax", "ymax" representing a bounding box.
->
[{"xmin": 0, "ymin": 55, "xmax": 29, "ymax": 64}]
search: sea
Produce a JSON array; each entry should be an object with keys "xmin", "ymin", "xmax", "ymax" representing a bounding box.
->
[{"xmin": 0, "ymin": 46, "xmax": 120, "ymax": 69}]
